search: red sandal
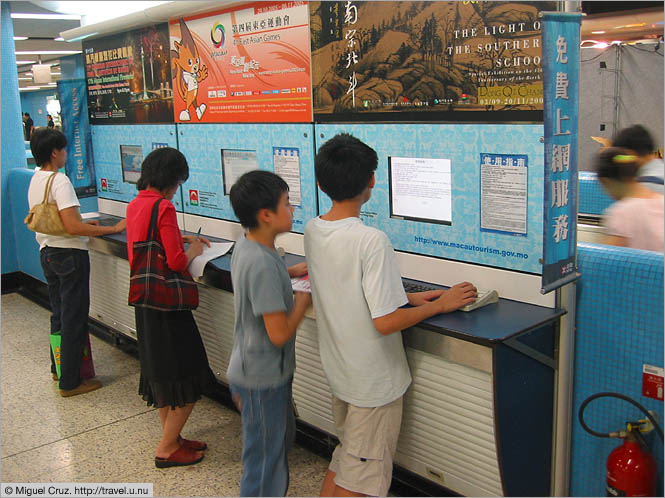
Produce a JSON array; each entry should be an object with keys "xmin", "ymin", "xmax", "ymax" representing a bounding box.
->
[
  {"xmin": 181, "ymin": 438, "xmax": 207, "ymax": 451},
  {"xmin": 154, "ymin": 445, "xmax": 204, "ymax": 468}
]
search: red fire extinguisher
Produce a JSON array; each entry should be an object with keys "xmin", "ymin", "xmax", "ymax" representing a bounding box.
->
[{"xmin": 579, "ymin": 392, "xmax": 663, "ymax": 497}]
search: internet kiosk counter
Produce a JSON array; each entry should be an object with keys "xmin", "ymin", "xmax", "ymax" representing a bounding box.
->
[{"xmin": 88, "ymin": 225, "xmax": 564, "ymax": 497}]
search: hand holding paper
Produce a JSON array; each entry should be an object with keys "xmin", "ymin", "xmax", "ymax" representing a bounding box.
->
[
  {"xmin": 290, "ymin": 274, "xmax": 311, "ymax": 293},
  {"xmin": 188, "ymin": 242, "xmax": 234, "ymax": 278}
]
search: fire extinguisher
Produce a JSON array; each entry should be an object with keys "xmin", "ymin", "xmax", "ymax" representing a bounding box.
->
[{"xmin": 579, "ymin": 392, "xmax": 663, "ymax": 497}]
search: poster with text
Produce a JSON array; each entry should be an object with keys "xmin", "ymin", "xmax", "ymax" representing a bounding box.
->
[
  {"xmin": 311, "ymin": 1, "xmax": 556, "ymax": 122},
  {"xmin": 83, "ymin": 24, "xmax": 173, "ymax": 124},
  {"xmin": 58, "ymin": 79, "xmax": 96, "ymax": 196},
  {"xmin": 169, "ymin": 1, "xmax": 312, "ymax": 123}
]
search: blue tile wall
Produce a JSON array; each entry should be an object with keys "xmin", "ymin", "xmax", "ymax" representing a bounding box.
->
[
  {"xmin": 2, "ymin": 2, "xmax": 26, "ymax": 274},
  {"xmin": 20, "ymin": 89, "xmax": 57, "ymax": 129},
  {"xmin": 316, "ymin": 123, "xmax": 544, "ymax": 273},
  {"xmin": 91, "ymin": 124, "xmax": 182, "ymax": 210},
  {"xmin": 8, "ymin": 169, "xmax": 45, "ymax": 282},
  {"xmin": 571, "ymin": 243, "xmax": 664, "ymax": 496},
  {"xmin": 178, "ymin": 123, "xmax": 317, "ymax": 234},
  {"xmin": 579, "ymin": 171, "xmax": 614, "ymax": 216}
]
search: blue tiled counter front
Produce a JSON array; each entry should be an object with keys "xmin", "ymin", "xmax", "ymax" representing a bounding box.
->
[
  {"xmin": 579, "ymin": 171, "xmax": 614, "ymax": 216},
  {"xmin": 571, "ymin": 243, "xmax": 664, "ymax": 497}
]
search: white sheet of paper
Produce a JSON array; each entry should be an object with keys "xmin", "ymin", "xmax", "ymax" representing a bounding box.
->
[
  {"xmin": 188, "ymin": 242, "xmax": 234, "ymax": 278},
  {"xmin": 291, "ymin": 275, "xmax": 311, "ymax": 293}
]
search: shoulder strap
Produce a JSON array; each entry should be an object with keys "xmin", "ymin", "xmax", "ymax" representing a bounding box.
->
[
  {"xmin": 147, "ymin": 198, "xmax": 164, "ymax": 242},
  {"xmin": 42, "ymin": 172, "xmax": 58, "ymax": 204},
  {"xmin": 637, "ymin": 175, "xmax": 665, "ymax": 185}
]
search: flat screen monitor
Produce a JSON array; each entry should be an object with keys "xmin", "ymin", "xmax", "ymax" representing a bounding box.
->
[
  {"xmin": 389, "ymin": 156, "xmax": 452, "ymax": 225},
  {"xmin": 221, "ymin": 149, "xmax": 258, "ymax": 195},
  {"xmin": 120, "ymin": 144, "xmax": 143, "ymax": 184}
]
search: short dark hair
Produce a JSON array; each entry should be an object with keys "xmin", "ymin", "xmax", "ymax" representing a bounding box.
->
[
  {"xmin": 613, "ymin": 125, "xmax": 655, "ymax": 156},
  {"xmin": 136, "ymin": 147, "xmax": 189, "ymax": 191},
  {"xmin": 30, "ymin": 127, "xmax": 67, "ymax": 166},
  {"xmin": 315, "ymin": 133, "xmax": 378, "ymax": 201},
  {"xmin": 594, "ymin": 147, "xmax": 641, "ymax": 181},
  {"xmin": 24, "ymin": 112, "xmax": 30, "ymax": 117},
  {"xmin": 229, "ymin": 170, "xmax": 288, "ymax": 229}
]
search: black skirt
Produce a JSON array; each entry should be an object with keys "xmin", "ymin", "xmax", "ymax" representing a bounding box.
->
[{"xmin": 134, "ymin": 308, "xmax": 214, "ymax": 409}]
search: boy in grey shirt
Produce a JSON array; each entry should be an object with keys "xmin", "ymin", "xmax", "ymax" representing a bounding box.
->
[{"xmin": 228, "ymin": 170, "xmax": 310, "ymax": 496}]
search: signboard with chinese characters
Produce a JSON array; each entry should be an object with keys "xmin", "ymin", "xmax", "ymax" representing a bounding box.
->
[
  {"xmin": 310, "ymin": 1, "xmax": 556, "ymax": 122},
  {"xmin": 169, "ymin": 1, "xmax": 312, "ymax": 123},
  {"xmin": 83, "ymin": 24, "xmax": 173, "ymax": 124},
  {"xmin": 541, "ymin": 12, "xmax": 581, "ymax": 293}
]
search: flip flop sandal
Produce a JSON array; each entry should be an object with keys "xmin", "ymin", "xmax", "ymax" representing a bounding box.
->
[
  {"xmin": 181, "ymin": 438, "xmax": 207, "ymax": 451},
  {"xmin": 155, "ymin": 445, "xmax": 204, "ymax": 468}
]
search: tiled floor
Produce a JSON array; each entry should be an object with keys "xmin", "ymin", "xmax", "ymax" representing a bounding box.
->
[{"xmin": 0, "ymin": 293, "xmax": 329, "ymax": 497}]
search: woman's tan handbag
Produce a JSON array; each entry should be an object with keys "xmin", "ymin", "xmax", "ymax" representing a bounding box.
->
[{"xmin": 24, "ymin": 172, "xmax": 69, "ymax": 236}]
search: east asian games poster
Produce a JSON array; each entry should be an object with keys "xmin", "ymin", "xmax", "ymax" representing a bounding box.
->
[{"xmin": 169, "ymin": 1, "xmax": 312, "ymax": 123}]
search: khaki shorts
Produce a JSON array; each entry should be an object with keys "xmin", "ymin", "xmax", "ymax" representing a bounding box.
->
[{"xmin": 329, "ymin": 395, "xmax": 403, "ymax": 497}]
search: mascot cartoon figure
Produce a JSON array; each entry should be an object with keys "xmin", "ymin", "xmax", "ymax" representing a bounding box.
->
[{"xmin": 172, "ymin": 18, "xmax": 208, "ymax": 121}]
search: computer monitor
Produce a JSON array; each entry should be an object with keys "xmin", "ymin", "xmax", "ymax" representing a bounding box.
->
[
  {"xmin": 221, "ymin": 149, "xmax": 258, "ymax": 195},
  {"xmin": 120, "ymin": 144, "xmax": 143, "ymax": 184},
  {"xmin": 389, "ymin": 156, "xmax": 452, "ymax": 225}
]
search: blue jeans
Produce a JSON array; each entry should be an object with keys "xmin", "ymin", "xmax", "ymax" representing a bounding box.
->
[
  {"xmin": 40, "ymin": 247, "xmax": 90, "ymax": 390},
  {"xmin": 231, "ymin": 378, "xmax": 295, "ymax": 497}
]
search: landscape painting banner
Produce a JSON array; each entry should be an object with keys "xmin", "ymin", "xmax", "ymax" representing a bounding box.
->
[{"xmin": 310, "ymin": 1, "xmax": 557, "ymax": 122}]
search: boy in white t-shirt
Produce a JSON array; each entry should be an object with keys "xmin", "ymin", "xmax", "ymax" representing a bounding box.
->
[{"xmin": 304, "ymin": 133, "xmax": 477, "ymax": 497}]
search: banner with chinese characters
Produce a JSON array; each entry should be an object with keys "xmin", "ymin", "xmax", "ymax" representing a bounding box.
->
[
  {"xmin": 541, "ymin": 12, "xmax": 581, "ymax": 293},
  {"xmin": 169, "ymin": 1, "xmax": 312, "ymax": 123},
  {"xmin": 83, "ymin": 24, "xmax": 173, "ymax": 124},
  {"xmin": 57, "ymin": 79, "xmax": 96, "ymax": 196},
  {"xmin": 310, "ymin": 1, "xmax": 556, "ymax": 122}
]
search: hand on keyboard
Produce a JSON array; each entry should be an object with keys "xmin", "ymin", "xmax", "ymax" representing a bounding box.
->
[
  {"xmin": 459, "ymin": 289, "xmax": 499, "ymax": 312},
  {"xmin": 403, "ymin": 280, "xmax": 498, "ymax": 312}
]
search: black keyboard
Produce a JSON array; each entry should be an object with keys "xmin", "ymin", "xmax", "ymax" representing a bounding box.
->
[
  {"xmin": 402, "ymin": 281, "xmax": 437, "ymax": 293},
  {"xmin": 96, "ymin": 217, "xmax": 119, "ymax": 226}
]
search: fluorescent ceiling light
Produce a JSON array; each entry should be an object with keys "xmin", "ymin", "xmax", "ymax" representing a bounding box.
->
[
  {"xmin": 591, "ymin": 31, "xmax": 606, "ymax": 34},
  {"xmin": 13, "ymin": 36, "xmax": 29, "ymax": 41},
  {"xmin": 18, "ymin": 77, "xmax": 33, "ymax": 81},
  {"xmin": 67, "ymin": 32, "xmax": 98, "ymax": 42},
  {"xmin": 78, "ymin": 1, "xmax": 169, "ymax": 26},
  {"xmin": 16, "ymin": 50, "xmax": 82, "ymax": 55},
  {"xmin": 54, "ymin": 37, "xmax": 65, "ymax": 41},
  {"xmin": 11, "ymin": 13, "xmax": 81, "ymax": 20},
  {"xmin": 16, "ymin": 60, "xmax": 37, "ymax": 65}
]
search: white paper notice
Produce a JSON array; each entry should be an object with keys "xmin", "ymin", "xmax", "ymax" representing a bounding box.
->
[
  {"xmin": 188, "ymin": 242, "xmax": 235, "ymax": 278},
  {"xmin": 480, "ymin": 154, "xmax": 528, "ymax": 235},
  {"xmin": 273, "ymin": 147, "xmax": 302, "ymax": 206},
  {"xmin": 222, "ymin": 149, "xmax": 258, "ymax": 194}
]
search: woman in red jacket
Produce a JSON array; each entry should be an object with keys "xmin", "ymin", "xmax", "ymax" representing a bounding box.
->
[{"xmin": 126, "ymin": 147, "xmax": 213, "ymax": 468}]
